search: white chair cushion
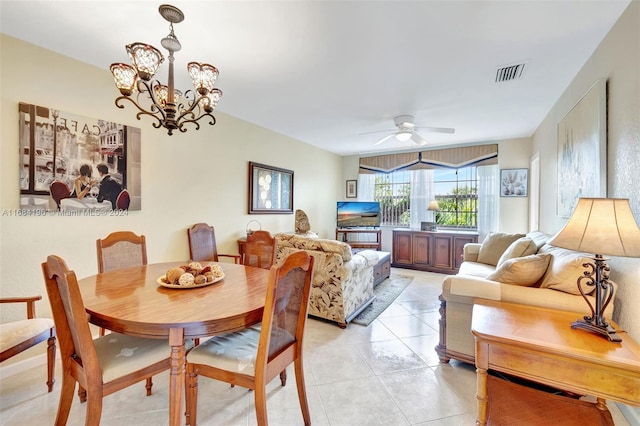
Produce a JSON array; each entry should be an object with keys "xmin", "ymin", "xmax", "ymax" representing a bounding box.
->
[
  {"xmin": 93, "ymin": 332, "xmax": 171, "ymax": 383},
  {"xmin": 0, "ymin": 318, "xmax": 54, "ymax": 352},
  {"xmin": 187, "ymin": 325, "xmax": 261, "ymax": 375}
]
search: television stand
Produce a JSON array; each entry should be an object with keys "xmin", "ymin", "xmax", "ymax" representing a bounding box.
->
[{"xmin": 336, "ymin": 228, "xmax": 381, "ymax": 251}]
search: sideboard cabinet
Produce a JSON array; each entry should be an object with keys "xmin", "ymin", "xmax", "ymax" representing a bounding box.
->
[{"xmin": 392, "ymin": 229, "xmax": 478, "ymax": 274}]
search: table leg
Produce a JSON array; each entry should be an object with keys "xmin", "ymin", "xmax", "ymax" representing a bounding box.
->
[
  {"xmin": 475, "ymin": 341, "xmax": 489, "ymax": 426},
  {"xmin": 169, "ymin": 328, "xmax": 185, "ymax": 426}
]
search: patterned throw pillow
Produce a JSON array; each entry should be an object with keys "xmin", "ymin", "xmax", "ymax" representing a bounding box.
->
[
  {"xmin": 476, "ymin": 232, "xmax": 525, "ymax": 266},
  {"xmin": 497, "ymin": 237, "xmax": 538, "ymax": 267},
  {"xmin": 486, "ymin": 254, "xmax": 551, "ymax": 286}
]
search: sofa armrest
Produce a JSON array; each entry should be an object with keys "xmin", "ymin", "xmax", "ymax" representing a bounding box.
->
[
  {"xmin": 463, "ymin": 243, "xmax": 481, "ymax": 262},
  {"xmin": 442, "ymin": 275, "xmax": 501, "ymax": 301}
]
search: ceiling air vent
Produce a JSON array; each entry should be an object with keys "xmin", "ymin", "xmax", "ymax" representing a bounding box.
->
[{"xmin": 495, "ymin": 62, "xmax": 526, "ymax": 82}]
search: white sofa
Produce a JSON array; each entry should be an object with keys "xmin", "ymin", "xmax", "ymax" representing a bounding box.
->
[
  {"xmin": 436, "ymin": 231, "xmax": 617, "ymax": 364},
  {"xmin": 276, "ymin": 234, "xmax": 380, "ymax": 328}
]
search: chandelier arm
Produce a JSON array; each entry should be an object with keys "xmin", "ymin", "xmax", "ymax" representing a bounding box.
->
[{"xmin": 114, "ymin": 96, "xmax": 164, "ymax": 129}]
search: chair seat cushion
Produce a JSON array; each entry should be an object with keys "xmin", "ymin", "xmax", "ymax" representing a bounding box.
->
[
  {"xmin": 187, "ymin": 325, "xmax": 295, "ymax": 376},
  {"xmin": 93, "ymin": 332, "xmax": 171, "ymax": 383},
  {"xmin": 0, "ymin": 318, "xmax": 54, "ymax": 353},
  {"xmin": 187, "ymin": 325, "xmax": 261, "ymax": 375}
]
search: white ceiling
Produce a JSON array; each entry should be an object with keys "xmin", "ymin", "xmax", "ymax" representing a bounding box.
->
[{"xmin": 0, "ymin": 1, "xmax": 631, "ymax": 156}]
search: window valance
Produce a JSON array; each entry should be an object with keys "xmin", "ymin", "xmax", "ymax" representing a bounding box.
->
[{"xmin": 359, "ymin": 144, "xmax": 498, "ymax": 174}]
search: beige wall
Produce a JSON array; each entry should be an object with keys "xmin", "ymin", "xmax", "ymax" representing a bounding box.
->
[
  {"xmin": 0, "ymin": 34, "xmax": 342, "ymax": 332},
  {"xmin": 532, "ymin": 2, "xmax": 640, "ymax": 340}
]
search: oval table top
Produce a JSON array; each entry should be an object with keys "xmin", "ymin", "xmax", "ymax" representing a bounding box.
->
[{"xmin": 78, "ymin": 261, "xmax": 270, "ymax": 339}]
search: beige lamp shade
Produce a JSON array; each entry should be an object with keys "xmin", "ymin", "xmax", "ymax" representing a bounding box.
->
[
  {"xmin": 428, "ymin": 200, "xmax": 440, "ymax": 211},
  {"xmin": 548, "ymin": 198, "xmax": 640, "ymax": 257}
]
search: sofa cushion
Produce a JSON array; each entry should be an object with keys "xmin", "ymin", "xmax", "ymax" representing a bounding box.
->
[
  {"xmin": 526, "ymin": 231, "xmax": 550, "ymax": 249},
  {"xmin": 458, "ymin": 261, "xmax": 496, "ymax": 278},
  {"xmin": 497, "ymin": 237, "xmax": 538, "ymax": 267},
  {"xmin": 486, "ymin": 254, "xmax": 551, "ymax": 286},
  {"xmin": 537, "ymin": 244, "xmax": 594, "ymax": 295},
  {"xmin": 476, "ymin": 232, "xmax": 525, "ymax": 266}
]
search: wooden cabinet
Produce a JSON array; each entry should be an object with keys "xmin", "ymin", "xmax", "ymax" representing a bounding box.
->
[
  {"xmin": 335, "ymin": 228, "xmax": 381, "ymax": 251},
  {"xmin": 392, "ymin": 229, "xmax": 478, "ymax": 274}
]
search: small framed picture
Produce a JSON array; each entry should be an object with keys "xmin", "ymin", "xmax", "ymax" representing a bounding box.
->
[
  {"xmin": 346, "ymin": 180, "xmax": 357, "ymax": 198},
  {"xmin": 500, "ymin": 168, "xmax": 528, "ymax": 197}
]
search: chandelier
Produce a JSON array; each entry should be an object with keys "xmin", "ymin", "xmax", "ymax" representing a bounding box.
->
[{"xmin": 110, "ymin": 4, "xmax": 222, "ymax": 135}]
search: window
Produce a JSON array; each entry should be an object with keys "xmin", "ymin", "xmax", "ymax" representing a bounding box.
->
[
  {"xmin": 367, "ymin": 166, "xmax": 478, "ymax": 229},
  {"xmin": 433, "ymin": 167, "xmax": 477, "ymax": 229}
]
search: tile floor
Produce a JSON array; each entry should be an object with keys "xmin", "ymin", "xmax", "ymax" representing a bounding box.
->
[{"xmin": 0, "ymin": 269, "xmax": 631, "ymax": 425}]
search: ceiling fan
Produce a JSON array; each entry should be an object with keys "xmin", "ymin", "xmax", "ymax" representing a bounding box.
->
[{"xmin": 363, "ymin": 115, "xmax": 455, "ymax": 146}]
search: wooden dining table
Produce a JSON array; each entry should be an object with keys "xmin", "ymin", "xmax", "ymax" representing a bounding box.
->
[{"xmin": 78, "ymin": 261, "xmax": 270, "ymax": 426}]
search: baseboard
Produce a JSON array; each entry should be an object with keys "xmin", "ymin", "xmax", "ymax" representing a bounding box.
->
[
  {"xmin": 616, "ymin": 403, "xmax": 640, "ymax": 426},
  {"xmin": 0, "ymin": 352, "xmax": 48, "ymax": 380}
]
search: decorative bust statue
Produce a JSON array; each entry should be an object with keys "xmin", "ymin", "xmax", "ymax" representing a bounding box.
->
[{"xmin": 295, "ymin": 209, "xmax": 311, "ymax": 234}]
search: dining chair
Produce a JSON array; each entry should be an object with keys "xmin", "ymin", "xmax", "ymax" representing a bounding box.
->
[
  {"xmin": 0, "ymin": 296, "xmax": 56, "ymax": 392},
  {"xmin": 187, "ymin": 223, "xmax": 241, "ymax": 263},
  {"xmin": 243, "ymin": 230, "xmax": 278, "ymax": 270},
  {"xmin": 185, "ymin": 250, "xmax": 315, "ymax": 426},
  {"xmin": 50, "ymin": 180, "xmax": 71, "ymax": 210},
  {"xmin": 96, "ymin": 230, "xmax": 154, "ymax": 396},
  {"xmin": 42, "ymin": 255, "xmax": 171, "ymax": 426},
  {"xmin": 115, "ymin": 189, "xmax": 130, "ymax": 210}
]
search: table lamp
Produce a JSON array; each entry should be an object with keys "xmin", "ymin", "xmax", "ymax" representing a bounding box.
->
[
  {"xmin": 427, "ymin": 200, "xmax": 440, "ymax": 231},
  {"xmin": 548, "ymin": 198, "xmax": 640, "ymax": 342}
]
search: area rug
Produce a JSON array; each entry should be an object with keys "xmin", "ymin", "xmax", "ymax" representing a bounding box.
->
[{"xmin": 352, "ymin": 275, "xmax": 414, "ymax": 326}]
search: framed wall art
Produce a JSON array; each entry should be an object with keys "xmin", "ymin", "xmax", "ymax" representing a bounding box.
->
[
  {"xmin": 557, "ymin": 79, "xmax": 607, "ymax": 218},
  {"xmin": 346, "ymin": 180, "xmax": 357, "ymax": 198},
  {"xmin": 248, "ymin": 162, "xmax": 294, "ymax": 214},
  {"xmin": 500, "ymin": 168, "xmax": 528, "ymax": 197},
  {"xmin": 18, "ymin": 102, "xmax": 142, "ymax": 212}
]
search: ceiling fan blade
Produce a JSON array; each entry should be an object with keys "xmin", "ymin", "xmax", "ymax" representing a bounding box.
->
[
  {"xmin": 411, "ymin": 132, "xmax": 428, "ymax": 146},
  {"xmin": 359, "ymin": 128, "xmax": 396, "ymax": 136},
  {"xmin": 374, "ymin": 134, "xmax": 395, "ymax": 146},
  {"xmin": 415, "ymin": 126, "xmax": 455, "ymax": 134}
]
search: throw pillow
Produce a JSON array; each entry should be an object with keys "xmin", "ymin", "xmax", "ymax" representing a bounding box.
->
[
  {"xmin": 486, "ymin": 254, "xmax": 551, "ymax": 286},
  {"xmin": 476, "ymin": 232, "xmax": 525, "ymax": 266},
  {"xmin": 538, "ymin": 244, "xmax": 595, "ymax": 295},
  {"xmin": 497, "ymin": 237, "xmax": 538, "ymax": 267}
]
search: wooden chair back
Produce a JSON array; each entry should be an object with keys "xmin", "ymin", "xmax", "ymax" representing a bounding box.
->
[
  {"xmin": 0, "ymin": 296, "xmax": 56, "ymax": 392},
  {"xmin": 243, "ymin": 230, "xmax": 278, "ymax": 270},
  {"xmin": 96, "ymin": 231, "xmax": 147, "ymax": 273},
  {"xmin": 187, "ymin": 223, "xmax": 240, "ymax": 263}
]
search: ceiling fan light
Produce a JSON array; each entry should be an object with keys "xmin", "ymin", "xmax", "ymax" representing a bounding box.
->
[{"xmin": 395, "ymin": 131, "xmax": 412, "ymax": 142}]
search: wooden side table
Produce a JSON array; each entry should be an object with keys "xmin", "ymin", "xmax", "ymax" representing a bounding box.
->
[{"xmin": 471, "ymin": 300, "xmax": 640, "ymax": 425}]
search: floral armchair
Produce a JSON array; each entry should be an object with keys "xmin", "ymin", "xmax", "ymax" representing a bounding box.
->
[{"xmin": 276, "ymin": 234, "xmax": 379, "ymax": 328}]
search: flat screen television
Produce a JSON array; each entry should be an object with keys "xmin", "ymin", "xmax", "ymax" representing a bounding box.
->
[{"xmin": 337, "ymin": 201, "xmax": 381, "ymax": 228}]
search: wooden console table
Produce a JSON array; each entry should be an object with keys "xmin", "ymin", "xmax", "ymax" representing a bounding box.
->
[
  {"xmin": 392, "ymin": 229, "xmax": 477, "ymax": 274},
  {"xmin": 471, "ymin": 300, "xmax": 640, "ymax": 425}
]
